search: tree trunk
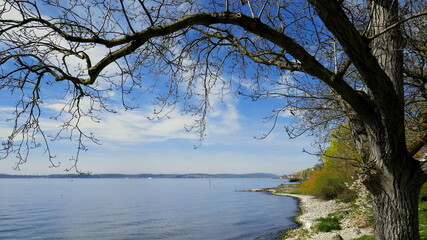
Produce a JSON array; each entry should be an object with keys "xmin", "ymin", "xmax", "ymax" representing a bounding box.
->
[
  {"xmin": 363, "ymin": 1, "xmax": 423, "ymax": 238},
  {"xmin": 344, "ymin": 95, "xmax": 423, "ymax": 239},
  {"xmin": 369, "ymin": 0, "xmax": 404, "ymax": 104},
  {"xmin": 369, "ymin": 178, "xmax": 421, "ymax": 240}
]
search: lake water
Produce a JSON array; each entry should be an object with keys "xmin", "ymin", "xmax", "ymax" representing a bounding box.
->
[{"xmin": 0, "ymin": 178, "xmax": 299, "ymax": 240}]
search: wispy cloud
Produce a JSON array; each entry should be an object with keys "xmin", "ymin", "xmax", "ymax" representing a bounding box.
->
[
  {"xmin": 37, "ymin": 92, "xmax": 241, "ymax": 148},
  {"xmin": 40, "ymin": 101, "xmax": 196, "ymax": 144},
  {"xmin": 83, "ymin": 108, "xmax": 198, "ymax": 144},
  {"xmin": 206, "ymin": 96, "xmax": 241, "ymax": 136},
  {"xmin": 0, "ymin": 107, "xmax": 15, "ymax": 141}
]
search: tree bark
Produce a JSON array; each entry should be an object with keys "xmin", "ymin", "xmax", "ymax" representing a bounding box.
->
[
  {"xmin": 348, "ymin": 106, "xmax": 424, "ymax": 240},
  {"xmin": 368, "ymin": 174, "xmax": 421, "ymax": 240},
  {"xmin": 348, "ymin": 111, "xmax": 425, "ymax": 240},
  {"xmin": 363, "ymin": 2, "xmax": 424, "ymax": 238},
  {"xmin": 342, "ymin": 93, "xmax": 424, "ymax": 239},
  {"xmin": 368, "ymin": 0, "xmax": 404, "ymax": 106}
]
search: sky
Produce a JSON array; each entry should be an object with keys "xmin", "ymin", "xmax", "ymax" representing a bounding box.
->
[
  {"xmin": 0, "ymin": 0, "xmax": 320, "ymax": 176},
  {"xmin": 0, "ymin": 91, "xmax": 319, "ymax": 175}
]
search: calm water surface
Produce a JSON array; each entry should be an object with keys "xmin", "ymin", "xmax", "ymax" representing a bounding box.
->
[{"xmin": 0, "ymin": 178, "xmax": 298, "ymax": 240}]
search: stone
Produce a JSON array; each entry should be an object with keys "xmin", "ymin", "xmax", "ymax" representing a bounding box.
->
[
  {"xmin": 354, "ymin": 228, "xmax": 362, "ymax": 235},
  {"xmin": 331, "ymin": 234, "xmax": 344, "ymax": 240}
]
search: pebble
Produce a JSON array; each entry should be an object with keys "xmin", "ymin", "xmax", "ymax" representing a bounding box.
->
[{"xmin": 276, "ymin": 193, "xmax": 373, "ymax": 240}]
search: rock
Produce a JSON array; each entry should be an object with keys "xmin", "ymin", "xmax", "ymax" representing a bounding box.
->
[
  {"xmin": 354, "ymin": 228, "xmax": 362, "ymax": 235},
  {"xmin": 331, "ymin": 234, "xmax": 344, "ymax": 240}
]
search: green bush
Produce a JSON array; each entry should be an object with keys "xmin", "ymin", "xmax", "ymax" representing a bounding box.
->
[
  {"xmin": 314, "ymin": 212, "xmax": 343, "ymax": 232},
  {"xmin": 299, "ymin": 124, "xmax": 360, "ymax": 201},
  {"xmin": 337, "ymin": 188, "xmax": 357, "ymax": 203},
  {"xmin": 305, "ymin": 169, "xmax": 356, "ymax": 201},
  {"xmin": 313, "ymin": 170, "xmax": 343, "ymax": 200},
  {"xmin": 419, "ymin": 201, "xmax": 427, "ymax": 239},
  {"xmin": 352, "ymin": 236, "xmax": 374, "ymax": 240}
]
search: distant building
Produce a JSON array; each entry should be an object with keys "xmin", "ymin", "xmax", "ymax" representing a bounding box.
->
[
  {"xmin": 276, "ymin": 174, "xmax": 302, "ymax": 181},
  {"xmin": 287, "ymin": 174, "xmax": 301, "ymax": 179}
]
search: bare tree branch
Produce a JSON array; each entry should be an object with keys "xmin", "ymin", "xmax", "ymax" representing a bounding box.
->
[{"xmin": 368, "ymin": 11, "xmax": 427, "ymax": 41}]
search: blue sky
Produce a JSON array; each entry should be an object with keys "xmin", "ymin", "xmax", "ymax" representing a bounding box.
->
[
  {"xmin": 0, "ymin": 0, "xmax": 320, "ymax": 175},
  {"xmin": 0, "ymin": 88, "xmax": 318, "ymax": 175}
]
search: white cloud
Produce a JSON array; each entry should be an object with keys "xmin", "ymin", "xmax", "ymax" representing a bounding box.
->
[
  {"xmin": 41, "ymin": 99, "xmax": 198, "ymax": 145},
  {"xmin": 0, "ymin": 2, "xmax": 243, "ymax": 148},
  {"xmin": 0, "ymin": 102, "xmax": 195, "ymax": 149},
  {"xmin": 38, "ymin": 89, "xmax": 242, "ymax": 148},
  {"xmin": 87, "ymin": 109, "xmax": 198, "ymax": 144},
  {"xmin": 160, "ymin": 45, "xmax": 242, "ymax": 138},
  {"xmin": 206, "ymin": 96, "xmax": 241, "ymax": 135},
  {"xmin": 72, "ymin": 102, "xmax": 240, "ymax": 146},
  {"xmin": 0, "ymin": 107, "xmax": 16, "ymax": 112},
  {"xmin": 0, "ymin": 109, "xmax": 14, "ymax": 141},
  {"xmin": 279, "ymin": 108, "xmax": 304, "ymax": 118},
  {"xmin": 0, "ymin": 1, "xmax": 22, "ymax": 20},
  {"xmin": 0, "ymin": 0, "xmax": 124, "ymax": 92}
]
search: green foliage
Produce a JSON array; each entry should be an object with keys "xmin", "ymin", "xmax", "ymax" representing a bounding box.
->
[
  {"xmin": 273, "ymin": 184, "xmax": 301, "ymax": 194},
  {"xmin": 300, "ymin": 167, "xmax": 352, "ymax": 200},
  {"xmin": 351, "ymin": 236, "xmax": 374, "ymax": 240},
  {"xmin": 285, "ymin": 180, "xmax": 427, "ymax": 239},
  {"xmin": 299, "ymin": 124, "xmax": 359, "ymax": 201},
  {"xmin": 419, "ymin": 201, "xmax": 427, "ymax": 239},
  {"xmin": 274, "ymin": 188, "xmax": 301, "ymax": 195},
  {"xmin": 299, "ymin": 170, "xmax": 319, "ymax": 195},
  {"xmin": 338, "ymin": 188, "xmax": 358, "ymax": 202},
  {"xmin": 313, "ymin": 169, "xmax": 348, "ymax": 200},
  {"xmin": 314, "ymin": 212, "xmax": 343, "ymax": 232}
]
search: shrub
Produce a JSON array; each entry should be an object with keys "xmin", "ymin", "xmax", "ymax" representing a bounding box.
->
[
  {"xmin": 352, "ymin": 236, "xmax": 374, "ymax": 240},
  {"xmin": 315, "ymin": 217, "xmax": 341, "ymax": 232},
  {"xmin": 314, "ymin": 212, "xmax": 343, "ymax": 232},
  {"xmin": 299, "ymin": 168, "xmax": 356, "ymax": 201},
  {"xmin": 337, "ymin": 188, "xmax": 357, "ymax": 203},
  {"xmin": 313, "ymin": 169, "xmax": 345, "ymax": 200},
  {"xmin": 419, "ymin": 201, "xmax": 427, "ymax": 239},
  {"xmin": 299, "ymin": 124, "xmax": 360, "ymax": 201},
  {"xmin": 299, "ymin": 170, "xmax": 319, "ymax": 195}
]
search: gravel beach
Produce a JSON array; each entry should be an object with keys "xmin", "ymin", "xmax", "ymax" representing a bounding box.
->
[{"xmin": 277, "ymin": 193, "xmax": 373, "ymax": 240}]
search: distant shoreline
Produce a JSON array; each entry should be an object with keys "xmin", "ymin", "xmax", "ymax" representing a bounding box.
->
[{"xmin": 0, "ymin": 173, "xmax": 278, "ymax": 179}]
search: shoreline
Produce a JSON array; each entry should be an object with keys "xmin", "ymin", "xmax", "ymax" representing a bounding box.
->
[{"xmin": 275, "ymin": 193, "xmax": 373, "ymax": 240}]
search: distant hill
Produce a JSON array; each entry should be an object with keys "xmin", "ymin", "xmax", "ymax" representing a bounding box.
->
[{"xmin": 0, "ymin": 173, "xmax": 278, "ymax": 179}]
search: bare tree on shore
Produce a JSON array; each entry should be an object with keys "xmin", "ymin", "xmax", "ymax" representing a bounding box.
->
[{"xmin": 1, "ymin": 0, "xmax": 427, "ymax": 239}]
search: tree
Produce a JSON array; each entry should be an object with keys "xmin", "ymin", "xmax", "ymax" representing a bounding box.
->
[
  {"xmin": 300, "ymin": 124, "xmax": 360, "ymax": 201},
  {"xmin": 299, "ymin": 123, "xmax": 363, "ymax": 201},
  {"xmin": 1, "ymin": 0, "xmax": 427, "ymax": 239}
]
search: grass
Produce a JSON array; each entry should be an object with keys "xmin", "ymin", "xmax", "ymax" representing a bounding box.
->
[
  {"xmin": 274, "ymin": 184, "xmax": 427, "ymax": 239},
  {"xmin": 352, "ymin": 236, "xmax": 374, "ymax": 240},
  {"xmin": 420, "ymin": 201, "xmax": 427, "ymax": 240},
  {"xmin": 314, "ymin": 212, "xmax": 344, "ymax": 232},
  {"xmin": 274, "ymin": 188, "xmax": 302, "ymax": 194},
  {"xmin": 273, "ymin": 184, "xmax": 302, "ymax": 194},
  {"xmin": 353, "ymin": 200, "xmax": 427, "ymax": 240}
]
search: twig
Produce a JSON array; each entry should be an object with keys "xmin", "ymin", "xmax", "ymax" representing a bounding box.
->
[{"xmin": 367, "ymin": 11, "xmax": 427, "ymax": 40}]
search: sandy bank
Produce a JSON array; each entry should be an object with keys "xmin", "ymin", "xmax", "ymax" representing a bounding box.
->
[{"xmin": 277, "ymin": 193, "xmax": 373, "ymax": 240}]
